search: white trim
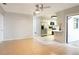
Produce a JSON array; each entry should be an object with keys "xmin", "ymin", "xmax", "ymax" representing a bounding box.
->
[
  {"xmin": 65, "ymin": 16, "xmax": 67, "ymax": 43},
  {"xmin": 0, "ymin": 40, "xmax": 3, "ymax": 43}
]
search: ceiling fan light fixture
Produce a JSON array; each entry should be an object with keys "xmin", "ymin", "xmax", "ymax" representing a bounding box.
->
[
  {"xmin": 35, "ymin": 8, "xmax": 40, "ymax": 14},
  {"xmin": 35, "ymin": 10, "xmax": 40, "ymax": 14}
]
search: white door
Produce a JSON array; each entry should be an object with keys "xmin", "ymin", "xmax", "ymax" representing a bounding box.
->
[
  {"xmin": 33, "ymin": 15, "xmax": 41, "ymax": 37},
  {"xmin": 0, "ymin": 13, "xmax": 3, "ymax": 41},
  {"xmin": 68, "ymin": 15, "xmax": 79, "ymax": 43}
]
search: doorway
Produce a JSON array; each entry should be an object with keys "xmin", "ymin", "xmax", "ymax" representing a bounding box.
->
[
  {"xmin": 67, "ymin": 15, "xmax": 79, "ymax": 46},
  {"xmin": 0, "ymin": 13, "xmax": 3, "ymax": 42}
]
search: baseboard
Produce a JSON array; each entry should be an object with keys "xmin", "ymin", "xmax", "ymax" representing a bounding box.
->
[
  {"xmin": 1, "ymin": 36, "xmax": 33, "ymax": 42},
  {"xmin": 0, "ymin": 40, "xmax": 3, "ymax": 43}
]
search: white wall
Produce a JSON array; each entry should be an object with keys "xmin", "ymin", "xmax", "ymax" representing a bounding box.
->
[
  {"xmin": 0, "ymin": 5, "xmax": 5, "ymax": 14},
  {"xmin": 0, "ymin": 6, "xmax": 5, "ymax": 42},
  {"xmin": 4, "ymin": 13, "xmax": 33, "ymax": 40}
]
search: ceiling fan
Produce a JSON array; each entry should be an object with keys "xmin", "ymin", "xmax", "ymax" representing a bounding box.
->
[
  {"xmin": 2, "ymin": 3, "xmax": 7, "ymax": 5},
  {"xmin": 35, "ymin": 4, "xmax": 50, "ymax": 11}
]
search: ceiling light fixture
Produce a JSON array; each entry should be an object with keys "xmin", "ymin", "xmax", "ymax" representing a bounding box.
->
[
  {"xmin": 33, "ymin": 4, "xmax": 50, "ymax": 15},
  {"xmin": 2, "ymin": 3, "xmax": 7, "ymax": 5},
  {"xmin": 35, "ymin": 9, "xmax": 40, "ymax": 14}
]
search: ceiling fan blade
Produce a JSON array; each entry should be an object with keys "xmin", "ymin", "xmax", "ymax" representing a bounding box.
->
[
  {"xmin": 43, "ymin": 6, "xmax": 51, "ymax": 8},
  {"xmin": 35, "ymin": 4, "xmax": 50, "ymax": 11},
  {"xmin": 35, "ymin": 4, "xmax": 39, "ymax": 9}
]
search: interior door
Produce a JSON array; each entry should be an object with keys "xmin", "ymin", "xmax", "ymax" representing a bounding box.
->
[
  {"xmin": 33, "ymin": 15, "xmax": 41, "ymax": 37},
  {"xmin": 68, "ymin": 15, "xmax": 79, "ymax": 43},
  {"xmin": 0, "ymin": 13, "xmax": 3, "ymax": 41}
]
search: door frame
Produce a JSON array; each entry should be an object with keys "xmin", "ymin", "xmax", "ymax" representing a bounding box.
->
[
  {"xmin": 65, "ymin": 16, "xmax": 68, "ymax": 43},
  {"xmin": 65, "ymin": 14, "xmax": 79, "ymax": 44},
  {"xmin": 0, "ymin": 13, "xmax": 4, "ymax": 42}
]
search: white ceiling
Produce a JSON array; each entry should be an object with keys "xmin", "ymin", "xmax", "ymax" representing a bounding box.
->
[{"xmin": 0, "ymin": 3, "xmax": 79, "ymax": 16}]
